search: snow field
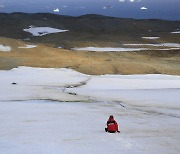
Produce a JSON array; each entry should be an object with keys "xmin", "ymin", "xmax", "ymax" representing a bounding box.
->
[
  {"xmin": 0, "ymin": 100, "xmax": 179, "ymax": 154},
  {"xmin": 66, "ymin": 74, "xmax": 180, "ymax": 112},
  {"xmin": 0, "ymin": 67, "xmax": 180, "ymax": 154},
  {"xmin": 0, "ymin": 101, "xmax": 179, "ymax": 154},
  {"xmin": 0, "ymin": 67, "xmax": 89, "ymax": 102},
  {"xmin": 72, "ymin": 43, "xmax": 180, "ymax": 52}
]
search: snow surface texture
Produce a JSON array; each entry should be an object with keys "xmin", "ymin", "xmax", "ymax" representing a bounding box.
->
[
  {"xmin": 18, "ymin": 45, "xmax": 37, "ymax": 49},
  {"xmin": 0, "ymin": 44, "xmax": 11, "ymax": 52},
  {"xmin": 23, "ymin": 26, "xmax": 69, "ymax": 36},
  {"xmin": 0, "ymin": 67, "xmax": 180, "ymax": 154}
]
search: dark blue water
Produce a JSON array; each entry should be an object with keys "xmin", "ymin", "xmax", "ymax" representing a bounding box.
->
[{"xmin": 0, "ymin": 0, "xmax": 179, "ymax": 20}]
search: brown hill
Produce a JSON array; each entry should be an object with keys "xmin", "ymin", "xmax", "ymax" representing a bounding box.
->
[{"xmin": 0, "ymin": 13, "xmax": 179, "ymax": 75}]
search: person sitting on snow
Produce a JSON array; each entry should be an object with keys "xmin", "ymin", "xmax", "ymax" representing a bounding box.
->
[{"xmin": 105, "ymin": 115, "xmax": 120, "ymax": 133}]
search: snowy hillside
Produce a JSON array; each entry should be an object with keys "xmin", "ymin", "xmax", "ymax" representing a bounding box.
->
[{"xmin": 0, "ymin": 67, "xmax": 180, "ymax": 154}]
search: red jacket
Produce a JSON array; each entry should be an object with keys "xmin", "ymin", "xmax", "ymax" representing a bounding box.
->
[{"xmin": 107, "ymin": 117, "xmax": 119, "ymax": 132}]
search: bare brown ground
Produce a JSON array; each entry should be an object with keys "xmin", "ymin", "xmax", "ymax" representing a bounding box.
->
[{"xmin": 0, "ymin": 37, "xmax": 180, "ymax": 75}]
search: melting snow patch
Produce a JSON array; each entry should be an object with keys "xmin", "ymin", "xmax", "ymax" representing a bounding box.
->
[
  {"xmin": 72, "ymin": 47, "xmax": 148, "ymax": 52},
  {"xmin": 0, "ymin": 44, "xmax": 11, "ymax": 52},
  {"xmin": 23, "ymin": 27, "xmax": 69, "ymax": 36},
  {"xmin": 142, "ymin": 37, "xmax": 159, "ymax": 39},
  {"xmin": 18, "ymin": 45, "xmax": 37, "ymax": 49},
  {"xmin": 171, "ymin": 31, "xmax": 180, "ymax": 34},
  {"xmin": 156, "ymin": 48, "xmax": 180, "ymax": 51},
  {"xmin": 124, "ymin": 43, "xmax": 180, "ymax": 48},
  {"xmin": 73, "ymin": 44, "xmax": 180, "ymax": 52}
]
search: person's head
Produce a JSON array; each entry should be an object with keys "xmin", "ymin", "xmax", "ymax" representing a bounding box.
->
[
  {"xmin": 109, "ymin": 115, "xmax": 114, "ymax": 120},
  {"xmin": 110, "ymin": 115, "xmax": 114, "ymax": 118}
]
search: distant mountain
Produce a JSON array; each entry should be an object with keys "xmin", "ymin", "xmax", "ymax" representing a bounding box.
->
[{"xmin": 0, "ymin": 13, "xmax": 180, "ymax": 48}]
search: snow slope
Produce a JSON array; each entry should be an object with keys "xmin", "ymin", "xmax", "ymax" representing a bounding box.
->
[
  {"xmin": 0, "ymin": 67, "xmax": 89, "ymax": 102},
  {"xmin": 0, "ymin": 67, "xmax": 180, "ymax": 154},
  {"xmin": 67, "ymin": 74, "xmax": 180, "ymax": 109}
]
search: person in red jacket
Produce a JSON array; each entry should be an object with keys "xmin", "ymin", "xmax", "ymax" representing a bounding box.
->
[{"xmin": 105, "ymin": 115, "xmax": 120, "ymax": 133}]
